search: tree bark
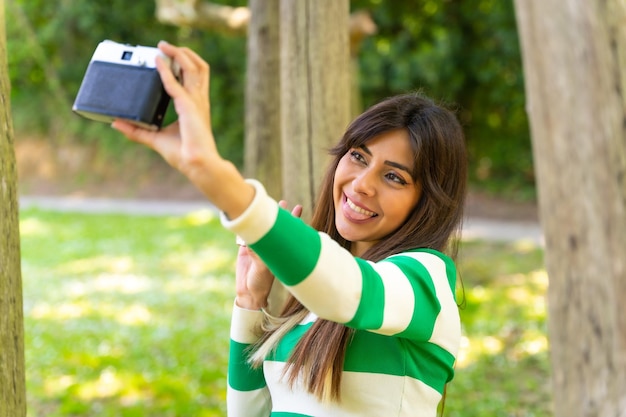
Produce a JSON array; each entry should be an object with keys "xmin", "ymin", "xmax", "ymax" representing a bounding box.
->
[
  {"xmin": 0, "ymin": 0, "xmax": 27, "ymax": 416},
  {"xmin": 514, "ymin": 2, "xmax": 626, "ymax": 416},
  {"xmin": 279, "ymin": 0, "xmax": 351, "ymax": 221},
  {"xmin": 244, "ymin": 0, "xmax": 282, "ymax": 200},
  {"xmin": 244, "ymin": 0, "xmax": 286, "ymax": 314}
]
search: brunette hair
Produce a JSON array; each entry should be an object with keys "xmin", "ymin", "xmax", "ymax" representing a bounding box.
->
[{"xmin": 251, "ymin": 92, "xmax": 468, "ymax": 402}]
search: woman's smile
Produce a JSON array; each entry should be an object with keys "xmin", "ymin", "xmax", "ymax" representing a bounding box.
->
[{"xmin": 343, "ymin": 194, "xmax": 378, "ymax": 221}]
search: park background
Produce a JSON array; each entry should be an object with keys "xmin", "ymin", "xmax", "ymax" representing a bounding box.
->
[
  {"xmin": 7, "ymin": 0, "xmax": 549, "ymax": 416},
  {"xmin": 7, "ymin": 0, "xmax": 534, "ymax": 203}
]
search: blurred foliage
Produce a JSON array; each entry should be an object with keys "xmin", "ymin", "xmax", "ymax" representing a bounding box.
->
[
  {"xmin": 352, "ymin": 0, "xmax": 533, "ymax": 199},
  {"xmin": 6, "ymin": 0, "xmax": 534, "ymax": 199}
]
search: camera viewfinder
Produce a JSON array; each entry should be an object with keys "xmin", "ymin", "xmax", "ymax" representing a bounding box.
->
[{"xmin": 121, "ymin": 51, "xmax": 133, "ymax": 61}]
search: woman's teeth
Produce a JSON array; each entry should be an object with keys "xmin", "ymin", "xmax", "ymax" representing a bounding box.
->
[{"xmin": 347, "ymin": 198, "xmax": 376, "ymax": 217}]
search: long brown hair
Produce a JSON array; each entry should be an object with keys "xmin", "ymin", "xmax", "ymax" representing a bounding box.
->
[{"xmin": 251, "ymin": 92, "xmax": 468, "ymax": 402}]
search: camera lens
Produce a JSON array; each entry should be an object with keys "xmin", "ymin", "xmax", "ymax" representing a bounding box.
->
[{"xmin": 121, "ymin": 51, "xmax": 133, "ymax": 61}]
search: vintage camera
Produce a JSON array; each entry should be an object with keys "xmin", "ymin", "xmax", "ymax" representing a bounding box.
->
[{"xmin": 72, "ymin": 40, "xmax": 180, "ymax": 130}]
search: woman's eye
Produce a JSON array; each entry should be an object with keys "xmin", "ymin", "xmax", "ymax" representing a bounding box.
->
[
  {"xmin": 386, "ymin": 172, "xmax": 408, "ymax": 185},
  {"xmin": 350, "ymin": 150, "xmax": 366, "ymax": 164}
]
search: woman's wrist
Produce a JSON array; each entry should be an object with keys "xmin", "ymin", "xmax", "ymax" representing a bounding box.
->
[
  {"xmin": 190, "ymin": 158, "xmax": 255, "ymax": 220},
  {"xmin": 235, "ymin": 295, "xmax": 267, "ymax": 311}
]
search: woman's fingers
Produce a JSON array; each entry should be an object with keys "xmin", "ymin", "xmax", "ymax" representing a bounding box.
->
[
  {"xmin": 291, "ymin": 204, "xmax": 303, "ymax": 218},
  {"xmin": 156, "ymin": 42, "xmax": 214, "ymax": 152},
  {"xmin": 157, "ymin": 41, "xmax": 209, "ymax": 97},
  {"xmin": 111, "ymin": 120, "xmax": 158, "ymax": 148},
  {"xmin": 155, "ymin": 55, "xmax": 185, "ymax": 99}
]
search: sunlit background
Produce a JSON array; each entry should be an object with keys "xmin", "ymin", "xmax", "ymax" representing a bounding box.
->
[{"xmin": 7, "ymin": 0, "xmax": 549, "ymax": 415}]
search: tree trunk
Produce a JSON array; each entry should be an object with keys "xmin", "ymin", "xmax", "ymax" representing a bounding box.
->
[
  {"xmin": 0, "ymin": 1, "xmax": 27, "ymax": 416},
  {"xmin": 514, "ymin": 2, "xmax": 626, "ymax": 416},
  {"xmin": 279, "ymin": 0, "xmax": 351, "ymax": 220},
  {"xmin": 244, "ymin": 0, "xmax": 282, "ymax": 200},
  {"xmin": 244, "ymin": 0, "xmax": 286, "ymax": 314}
]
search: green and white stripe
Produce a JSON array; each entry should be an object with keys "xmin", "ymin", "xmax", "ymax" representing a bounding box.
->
[{"xmin": 223, "ymin": 180, "xmax": 460, "ymax": 417}]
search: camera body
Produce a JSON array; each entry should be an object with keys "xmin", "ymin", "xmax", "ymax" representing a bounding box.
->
[{"xmin": 72, "ymin": 40, "xmax": 180, "ymax": 130}]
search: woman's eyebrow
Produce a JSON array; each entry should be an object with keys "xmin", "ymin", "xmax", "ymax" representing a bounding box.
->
[
  {"xmin": 359, "ymin": 144, "xmax": 373, "ymax": 156},
  {"xmin": 359, "ymin": 144, "xmax": 412, "ymax": 174},
  {"xmin": 385, "ymin": 160, "xmax": 412, "ymax": 174}
]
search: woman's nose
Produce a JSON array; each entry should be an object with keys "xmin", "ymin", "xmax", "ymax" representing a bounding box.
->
[{"xmin": 352, "ymin": 169, "xmax": 376, "ymax": 195}]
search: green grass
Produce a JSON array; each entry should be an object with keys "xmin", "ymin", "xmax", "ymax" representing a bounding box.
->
[
  {"xmin": 446, "ymin": 240, "xmax": 552, "ymax": 417},
  {"xmin": 20, "ymin": 208, "xmax": 551, "ymax": 416},
  {"xmin": 21, "ymin": 208, "xmax": 236, "ymax": 416}
]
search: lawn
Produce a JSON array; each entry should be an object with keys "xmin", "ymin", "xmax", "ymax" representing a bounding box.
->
[{"xmin": 19, "ymin": 208, "xmax": 551, "ymax": 416}]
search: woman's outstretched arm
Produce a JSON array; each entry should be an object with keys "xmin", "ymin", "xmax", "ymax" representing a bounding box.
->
[{"xmin": 112, "ymin": 41, "xmax": 254, "ymax": 221}]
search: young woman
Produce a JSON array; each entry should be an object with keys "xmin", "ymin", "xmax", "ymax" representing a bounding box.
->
[{"xmin": 113, "ymin": 41, "xmax": 467, "ymax": 417}]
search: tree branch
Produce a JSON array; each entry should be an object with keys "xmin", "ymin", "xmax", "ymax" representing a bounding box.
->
[
  {"xmin": 155, "ymin": 0, "xmax": 377, "ymax": 47},
  {"xmin": 156, "ymin": 0, "xmax": 250, "ymax": 35}
]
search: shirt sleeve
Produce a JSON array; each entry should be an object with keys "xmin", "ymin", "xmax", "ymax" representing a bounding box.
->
[
  {"xmin": 221, "ymin": 180, "xmax": 460, "ymax": 352},
  {"xmin": 227, "ymin": 303, "xmax": 271, "ymax": 417}
]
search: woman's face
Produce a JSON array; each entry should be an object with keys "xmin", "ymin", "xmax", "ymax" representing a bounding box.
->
[{"xmin": 333, "ymin": 129, "xmax": 422, "ymax": 256}]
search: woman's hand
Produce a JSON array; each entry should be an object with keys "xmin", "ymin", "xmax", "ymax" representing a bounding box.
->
[
  {"xmin": 111, "ymin": 41, "xmax": 254, "ymax": 219},
  {"xmin": 235, "ymin": 201, "xmax": 303, "ymax": 310},
  {"xmin": 112, "ymin": 41, "xmax": 215, "ymax": 177}
]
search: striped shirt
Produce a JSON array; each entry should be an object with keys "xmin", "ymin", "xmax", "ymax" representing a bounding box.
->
[{"xmin": 222, "ymin": 180, "xmax": 461, "ymax": 417}]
